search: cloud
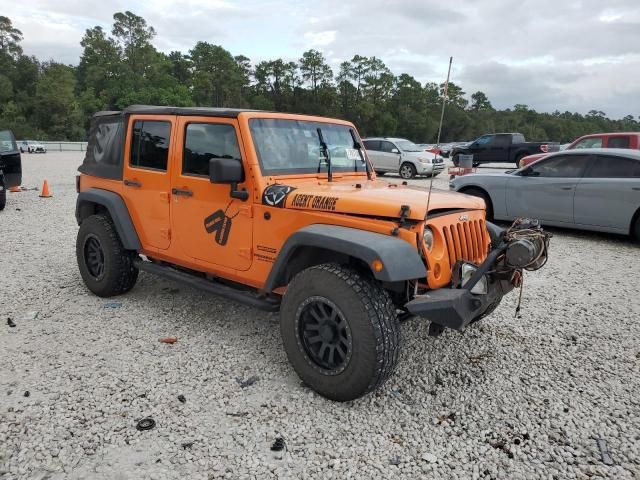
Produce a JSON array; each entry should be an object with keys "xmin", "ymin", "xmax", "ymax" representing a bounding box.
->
[
  {"xmin": 2, "ymin": 0, "xmax": 639, "ymax": 117},
  {"xmin": 303, "ymin": 30, "xmax": 336, "ymax": 47}
]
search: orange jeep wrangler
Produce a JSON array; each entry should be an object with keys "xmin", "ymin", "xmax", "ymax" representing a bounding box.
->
[{"xmin": 75, "ymin": 106, "xmax": 550, "ymax": 401}]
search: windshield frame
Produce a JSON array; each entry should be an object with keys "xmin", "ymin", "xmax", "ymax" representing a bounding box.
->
[{"xmin": 248, "ymin": 117, "xmax": 367, "ymax": 177}]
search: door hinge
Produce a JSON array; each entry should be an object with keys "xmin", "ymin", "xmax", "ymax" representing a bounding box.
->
[
  {"xmin": 160, "ymin": 228, "xmax": 171, "ymax": 240},
  {"xmin": 238, "ymin": 248, "xmax": 252, "ymax": 259}
]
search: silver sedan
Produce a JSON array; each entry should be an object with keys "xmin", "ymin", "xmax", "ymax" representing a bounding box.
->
[{"xmin": 450, "ymin": 148, "xmax": 640, "ymax": 238}]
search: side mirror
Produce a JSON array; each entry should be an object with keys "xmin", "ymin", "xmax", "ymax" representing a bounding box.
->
[
  {"xmin": 391, "ymin": 148, "xmax": 400, "ymax": 154},
  {"xmin": 209, "ymin": 157, "xmax": 248, "ymax": 201},
  {"xmin": 520, "ymin": 166, "xmax": 539, "ymax": 177}
]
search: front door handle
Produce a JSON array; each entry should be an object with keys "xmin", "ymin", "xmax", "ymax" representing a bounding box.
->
[
  {"xmin": 633, "ymin": 187, "xmax": 640, "ymax": 191},
  {"xmin": 124, "ymin": 179, "xmax": 141, "ymax": 188},
  {"xmin": 172, "ymin": 188, "xmax": 193, "ymax": 197},
  {"xmin": 560, "ymin": 186, "xmax": 573, "ymax": 190}
]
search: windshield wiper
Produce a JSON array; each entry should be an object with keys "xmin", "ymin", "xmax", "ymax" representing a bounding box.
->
[
  {"xmin": 350, "ymin": 129, "xmax": 372, "ymax": 180},
  {"xmin": 316, "ymin": 127, "xmax": 332, "ymax": 182}
]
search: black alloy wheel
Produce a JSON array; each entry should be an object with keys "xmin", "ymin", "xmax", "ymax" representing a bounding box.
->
[
  {"xmin": 297, "ymin": 296, "xmax": 352, "ymax": 373},
  {"xmin": 84, "ymin": 234, "xmax": 105, "ymax": 279}
]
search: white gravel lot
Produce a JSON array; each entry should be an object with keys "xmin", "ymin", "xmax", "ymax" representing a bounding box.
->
[{"xmin": 1, "ymin": 152, "xmax": 639, "ymax": 480}]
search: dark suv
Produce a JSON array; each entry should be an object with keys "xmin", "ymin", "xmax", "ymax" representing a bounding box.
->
[{"xmin": 0, "ymin": 129, "xmax": 22, "ymax": 210}]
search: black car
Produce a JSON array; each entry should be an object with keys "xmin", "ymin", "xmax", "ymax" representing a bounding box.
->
[
  {"xmin": 0, "ymin": 129, "xmax": 22, "ymax": 210},
  {"xmin": 451, "ymin": 133, "xmax": 558, "ymax": 167}
]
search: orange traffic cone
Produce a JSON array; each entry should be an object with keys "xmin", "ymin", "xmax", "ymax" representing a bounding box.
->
[
  {"xmin": 9, "ymin": 186, "xmax": 21, "ymax": 192},
  {"xmin": 39, "ymin": 179, "xmax": 52, "ymax": 198}
]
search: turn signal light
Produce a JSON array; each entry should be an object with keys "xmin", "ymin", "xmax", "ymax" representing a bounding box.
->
[{"xmin": 371, "ymin": 259, "xmax": 384, "ymax": 272}]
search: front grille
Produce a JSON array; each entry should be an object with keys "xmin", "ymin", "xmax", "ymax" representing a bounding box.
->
[{"xmin": 442, "ymin": 219, "xmax": 488, "ymax": 266}]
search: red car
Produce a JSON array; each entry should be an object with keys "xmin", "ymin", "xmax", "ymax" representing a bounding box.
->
[{"xmin": 519, "ymin": 132, "xmax": 640, "ymax": 168}]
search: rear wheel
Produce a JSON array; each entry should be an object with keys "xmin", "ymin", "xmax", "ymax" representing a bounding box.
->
[
  {"xmin": 280, "ymin": 264, "xmax": 400, "ymax": 401},
  {"xmin": 462, "ymin": 187, "xmax": 493, "ymax": 221},
  {"xmin": 76, "ymin": 214, "xmax": 139, "ymax": 297},
  {"xmin": 399, "ymin": 162, "xmax": 417, "ymax": 179}
]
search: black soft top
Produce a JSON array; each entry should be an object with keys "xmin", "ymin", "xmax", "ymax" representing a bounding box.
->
[
  {"xmin": 79, "ymin": 105, "xmax": 265, "ymax": 180},
  {"xmin": 95, "ymin": 105, "xmax": 263, "ymax": 119}
]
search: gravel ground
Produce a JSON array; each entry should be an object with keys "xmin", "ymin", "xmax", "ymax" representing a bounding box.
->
[{"xmin": 1, "ymin": 152, "xmax": 639, "ymax": 480}]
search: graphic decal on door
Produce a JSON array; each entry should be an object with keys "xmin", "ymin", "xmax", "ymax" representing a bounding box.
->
[
  {"xmin": 262, "ymin": 184, "xmax": 296, "ymax": 208},
  {"xmin": 204, "ymin": 200, "xmax": 239, "ymax": 246}
]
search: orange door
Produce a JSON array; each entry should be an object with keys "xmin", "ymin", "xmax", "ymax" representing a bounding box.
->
[
  {"xmin": 122, "ymin": 115, "xmax": 175, "ymax": 251},
  {"xmin": 170, "ymin": 117, "xmax": 253, "ymax": 271}
]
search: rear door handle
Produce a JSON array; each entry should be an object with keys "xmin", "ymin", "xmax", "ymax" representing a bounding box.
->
[
  {"xmin": 633, "ymin": 187, "xmax": 640, "ymax": 191},
  {"xmin": 172, "ymin": 188, "xmax": 193, "ymax": 197},
  {"xmin": 124, "ymin": 179, "xmax": 141, "ymax": 188},
  {"xmin": 560, "ymin": 186, "xmax": 573, "ymax": 190}
]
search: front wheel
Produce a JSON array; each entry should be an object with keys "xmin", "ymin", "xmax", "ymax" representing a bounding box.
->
[
  {"xmin": 280, "ymin": 264, "xmax": 400, "ymax": 401},
  {"xmin": 399, "ymin": 162, "xmax": 417, "ymax": 179},
  {"xmin": 76, "ymin": 214, "xmax": 139, "ymax": 297}
]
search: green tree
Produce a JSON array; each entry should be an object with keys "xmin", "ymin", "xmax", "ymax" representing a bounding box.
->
[
  {"xmin": 470, "ymin": 91, "xmax": 493, "ymax": 111},
  {"xmin": 190, "ymin": 42, "xmax": 244, "ymax": 107},
  {"xmin": 0, "ymin": 16, "xmax": 23, "ymax": 58}
]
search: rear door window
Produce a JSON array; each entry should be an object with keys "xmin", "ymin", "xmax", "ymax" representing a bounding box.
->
[
  {"xmin": 493, "ymin": 134, "xmax": 511, "ymax": 147},
  {"xmin": 606, "ymin": 136, "xmax": 630, "ymax": 149},
  {"xmin": 529, "ymin": 154, "xmax": 590, "ymax": 177},
  {"xmin": 130, "ymin": 120, "xmax": 171, "ymax": 171},
  {"xmin": 363, "ymin": 140, "xmax": 380, "ymax": 151},
  {"xmin": 586, "ymin": 155, "xmax": 640, "ymax": 178}
]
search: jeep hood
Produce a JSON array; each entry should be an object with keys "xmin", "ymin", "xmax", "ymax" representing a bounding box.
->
[{"xmin": 274, "ymin": 179, "xmax": 485, "ymax": 220}]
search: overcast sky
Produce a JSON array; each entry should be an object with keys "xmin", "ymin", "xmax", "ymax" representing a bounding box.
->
[{"xmin": 2, "ymin": 0, "xmax": 639, "ymax": 118}]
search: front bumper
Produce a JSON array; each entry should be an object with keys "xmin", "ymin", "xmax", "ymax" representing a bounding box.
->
[
  {"xmin": 405, "ymin": 275, "xmax": 507, "ymax": 330},
  {"xmin": 417, "ymin": 161, "xmax": 445, "ymax": 175},
  {"xmin": 404, "ymin": 238, "xmax": 515, "ymax": 330}
]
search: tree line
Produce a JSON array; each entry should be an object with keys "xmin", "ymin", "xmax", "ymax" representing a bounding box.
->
[{"xmin": 0, "ymin": 12, "xmax": 638, "ymax": 143}]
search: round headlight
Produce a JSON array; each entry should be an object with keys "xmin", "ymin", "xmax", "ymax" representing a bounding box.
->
[{"xmin": 423, "ymin": 227, "xmax": 434, "ymax": 250}]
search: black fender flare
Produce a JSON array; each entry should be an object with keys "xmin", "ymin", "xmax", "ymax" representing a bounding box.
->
[
  {"xmin": 263, "ymin": 224, "xmax": 427, "ymax": 292},
  {"xmin": 76, "ymin": 188, "xmax": 141, "ymax": 250}
]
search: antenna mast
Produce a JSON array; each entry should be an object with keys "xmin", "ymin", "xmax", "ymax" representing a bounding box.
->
[{"xmin": 426, "ymin": 56, "xmax": 452, "ymax": 220}]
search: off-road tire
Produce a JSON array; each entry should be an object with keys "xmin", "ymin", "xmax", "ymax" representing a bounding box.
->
[
  {"xmin": 76, "ymin": 214, "xmax": 139, "ymax": 297},
  {"xmin": 0, "ymin": 177, "xmax": 6, "ymax": 211},
  {"xmin": 280, "ymin": 263, "xmax": 400, "ymax": 401},
  {"xmin": 399, "ymin": 162, "xmax": 417, "ymax": 179},
  {"xmin": 462, "ymin": 187, "xmax": 493, "ymax": 221}
]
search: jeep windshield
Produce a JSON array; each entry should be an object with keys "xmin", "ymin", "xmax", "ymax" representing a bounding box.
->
[{"xmin": 249, "ymin": 118, "xmax": 364, "ymax": 175}]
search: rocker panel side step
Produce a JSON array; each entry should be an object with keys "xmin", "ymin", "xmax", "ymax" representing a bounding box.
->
[{"xmin": 134, "ymin": 259, "xmax": 280, "ymax": 312}]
